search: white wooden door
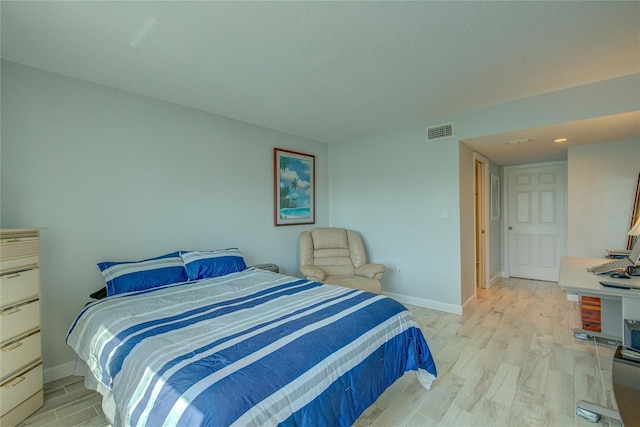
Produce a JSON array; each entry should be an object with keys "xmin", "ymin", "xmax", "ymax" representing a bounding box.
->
[{"xmin": 507, "ymin": 164, "xmax": 566, "ymax": 281}]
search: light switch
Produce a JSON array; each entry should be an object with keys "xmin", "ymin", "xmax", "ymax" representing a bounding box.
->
[{"xmin": 442, "ymin": 208, "xmax": 449, "ymax": 219}]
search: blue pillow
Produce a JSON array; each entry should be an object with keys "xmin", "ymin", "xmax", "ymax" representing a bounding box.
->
[
  {"xmin": 180, "ymin": 248, "xmax": 246, "ymax": 281},
  {"xmin": 98, "ymin": 252, "xmax": 188, "ymax": 296}
]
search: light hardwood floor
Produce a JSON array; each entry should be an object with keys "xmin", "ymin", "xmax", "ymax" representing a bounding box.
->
[{"xmin": 20, "ymin": 277, "xmax": 621, "ymax": 426}]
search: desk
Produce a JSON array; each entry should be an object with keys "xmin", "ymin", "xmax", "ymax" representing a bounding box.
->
[
  {"xmin": 558, "ymin": 256, "xmax": 640, "ymax": 342},
  {"xmin": 559, "ymin": 257, "xmax": 640, "ymax": 425}
]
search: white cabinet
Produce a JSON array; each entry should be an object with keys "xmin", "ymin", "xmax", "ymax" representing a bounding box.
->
[{"xmin": 0, "ymin": 229, "xmax": 43, "ymax": 426}]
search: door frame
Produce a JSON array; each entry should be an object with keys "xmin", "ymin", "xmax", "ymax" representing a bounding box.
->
[
  {"xmin": 502, "ymin": 161, "xmax": 568, "ymax": 278},
  {"xmin": 473, "ymin": 153, "xmax": 491, "ymax": 289}
]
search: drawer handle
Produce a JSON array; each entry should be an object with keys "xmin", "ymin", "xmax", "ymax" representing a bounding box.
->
[
  {"xmin": 1, "ymin": 306, "xmax": 21, "ymax": 316},
  {"xmin": 2, "ymin": 341, "xmax": 23, "ymax": 352},
  {"xmin": 2, "ymin": 376, "xmax": 26, "ymax": 388},
  {"xmin": 1, "ymin": 239, "xmax": 21, "ymax": 243},
  {"xmin": 2, "ymin": 273, "xmax": 21, "ymax": 280}
]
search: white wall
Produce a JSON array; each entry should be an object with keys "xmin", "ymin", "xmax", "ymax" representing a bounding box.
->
[
  {"xmin": 330, "ymin": 73, "xmax": 639, "ymax": 314},
  {"xmin": 567, "ymin": 139, "xmax": 640, "ymax": 257},
  {"xmin": 0, "ymin": 61, "xmax": 329, "ymax": 370},
  {"xmin": 329, "ymin": 123, "xmax": 463, "ymax": 313},
  {"xmin": 3, "ymin": 59, "xmax": 638, "ymax": 373}
]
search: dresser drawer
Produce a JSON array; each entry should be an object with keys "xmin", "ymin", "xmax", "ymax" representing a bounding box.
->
[
  {"xmin": 0, "ymin": 300, "xmax": 40, "ymax": 343},
  {"xmin": 0, "ymin": 332, "xmax": 41, "ymax": 381},
  {"xmin": 0, "ymin": 236, "xmax": 39, "ymax": 274},
  {"xmin": 0, "ymin": 389, "xmax": 43, "ymax": 427},
  {"xmin": 0, "ymin": 236, "xmax": 39, "ymax": 261},
  {"xmin": 0, "ymin": 363, "xmax": 43, "ymax": 418},
  {"xmin": 0, "ymin": 268, "xmax": 39, "ymax": 308}
]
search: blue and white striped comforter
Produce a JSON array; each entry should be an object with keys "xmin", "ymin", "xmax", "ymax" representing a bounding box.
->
[{"xmin": 67, "ymin": 268, "xmax": 437, "ymax": 426}]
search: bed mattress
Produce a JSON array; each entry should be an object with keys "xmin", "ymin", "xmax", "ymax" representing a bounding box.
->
[{"xmin": 67, "ymin": 268, "xmax": 436, "ymax": 426}]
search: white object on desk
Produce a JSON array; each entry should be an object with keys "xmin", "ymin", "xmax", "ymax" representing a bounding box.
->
[
  {"xmin": 558, "ymin": 256, "xmax": 640, "ymax": 342},
  {"xmin": 587, "ymin": 238, "xmax": 640, "ymax": 274},
  {"xmin": 607, "ymin": 248, "xmax": 631, "ymax": 257}
]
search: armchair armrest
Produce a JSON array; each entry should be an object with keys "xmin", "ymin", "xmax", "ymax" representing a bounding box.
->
[
  {"xmin": 355, "ymin": 263, "xmax": 386, "ymax": 280},
  {"xmin": 300, "ymin": 265, "xmax": 325, "ymax": 282}
]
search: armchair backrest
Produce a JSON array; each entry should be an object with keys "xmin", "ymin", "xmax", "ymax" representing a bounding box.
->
[{"xmin": 299, "ymin": 228, "xmax": 367, "ymax": 276}]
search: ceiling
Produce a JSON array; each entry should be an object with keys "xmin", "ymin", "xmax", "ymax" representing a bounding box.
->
[
  {"xmin": 2, "ymin": 1, "xmax": 639, "ymax": 165},
  {"xmin": 463, "ymin": 111, "xmax": 640, "ymax": 165}
]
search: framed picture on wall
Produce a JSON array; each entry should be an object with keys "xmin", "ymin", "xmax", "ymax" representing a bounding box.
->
[
  {"xmin": 491, "ymin": 174, "xmax": 500, "ymax": 221},
  {"xmin": 274, "ymin": 148, "xmax": 315, "ymax": 226}
]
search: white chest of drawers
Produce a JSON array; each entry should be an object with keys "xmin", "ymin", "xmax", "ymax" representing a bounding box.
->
[{"xmin": 0, "ymin": 229, "xmax": 44, "ymax": 426}]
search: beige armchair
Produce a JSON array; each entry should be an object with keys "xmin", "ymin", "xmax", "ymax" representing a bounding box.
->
[{"xmin": 299, "ymin": 227, "xmax": 385, "ymax": 294}]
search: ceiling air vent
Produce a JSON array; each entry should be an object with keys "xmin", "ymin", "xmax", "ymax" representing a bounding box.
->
[{"xmin": 427, "ymin": 122, "xmax": 454, "ymax": 141}]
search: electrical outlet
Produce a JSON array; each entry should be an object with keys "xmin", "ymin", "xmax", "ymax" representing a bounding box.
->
[{"xmin": 396, "ymin": 266, "xmax": 403, "ymax": 276}]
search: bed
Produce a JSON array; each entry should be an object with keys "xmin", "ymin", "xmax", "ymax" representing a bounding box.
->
[{"xmin": 67, "ymin": 251, "xmax": 437, "ymax": 427}]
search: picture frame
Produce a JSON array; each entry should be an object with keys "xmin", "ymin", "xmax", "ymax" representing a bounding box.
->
[
  {"xmin": 490, "ymin": 174, "xmax": 500, "ymax": 221},
  {"xmin": 274, "ymin": 148, "xmax": 315, "ymax": 226}
]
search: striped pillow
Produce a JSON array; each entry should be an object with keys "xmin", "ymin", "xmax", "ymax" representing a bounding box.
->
[
  {"xmin": 180, "ymin": 248, "xmax": 247, "ymax": 280},
  {"xmin": 98, "ymin": 252, "xmax": 188, "ymax": 296}
]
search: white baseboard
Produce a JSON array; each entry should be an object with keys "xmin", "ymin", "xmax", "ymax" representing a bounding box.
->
[
  {"xmin": 491, "ymin": 272, "xmax": 504, "ymax": 284},
  {"xmin": 383, "ymin": 291, "xmax": 462, "ymax": 315},
  {"xmin": 461, "ymin": 293, "xmax": 476, "ymax": 312},
  {"xmin": 44, "ymin": 360, "xmax": 75, "ymax": 384}
]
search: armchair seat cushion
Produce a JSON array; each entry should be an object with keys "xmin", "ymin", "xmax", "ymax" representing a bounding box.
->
[{"xmin": 324, "ymin": 275, "xmax": 382, "ymax": 294}]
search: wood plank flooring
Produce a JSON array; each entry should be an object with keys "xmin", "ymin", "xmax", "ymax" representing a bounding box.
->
[{"xmin": 19, "ymin": 277, "xmax": 622, "ymax": 426}]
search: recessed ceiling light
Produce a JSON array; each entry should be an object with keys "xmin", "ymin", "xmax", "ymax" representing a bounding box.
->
[{"xmin": 554, "ymin": 138, "xmax": 568, "ymax": 143}]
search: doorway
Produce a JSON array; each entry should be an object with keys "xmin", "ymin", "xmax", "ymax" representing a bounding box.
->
[
  {"xmin": 505, "ymin": 162, "xmax": 567, "ymax": 281},
  {"xmin": 474, "ymin": 153, "xmax": 490, "ymax": 289}
]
